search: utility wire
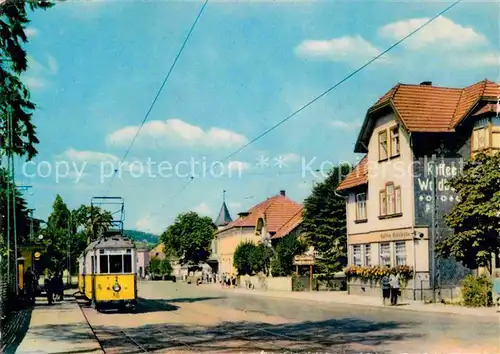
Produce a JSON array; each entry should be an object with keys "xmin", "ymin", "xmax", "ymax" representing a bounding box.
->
[
  {"xmin": 107, "ymin": 0, "xmax": 209, "ymax": 192},
  {"xmin": 139, "ymin": 0, "xmax": 463, "ymax": 224}
]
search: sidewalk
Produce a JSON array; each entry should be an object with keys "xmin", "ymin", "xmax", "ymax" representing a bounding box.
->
[
  {"xmin": 12, "ymin": 290, "xmax": 103, "ymax": 354},
  {"xmin": 202, "ymin": 283, "xmax": 500, "ymax": 319}
]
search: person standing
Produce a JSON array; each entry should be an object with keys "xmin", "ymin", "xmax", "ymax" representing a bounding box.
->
[
  {"xmin": 45, "ymin": 272, "xmax": 54, "ymax": 305},
  {"xmin": 389, "ymin": 272, "xmax": 400, "ymax": 305},
  {"xmin": 381, "ymin": 273, "xmax": 390, "ymax": 306}
]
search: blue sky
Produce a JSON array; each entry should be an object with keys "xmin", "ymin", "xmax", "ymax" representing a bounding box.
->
[{"xmin": 12, "ymin": 0, "xmax": 498, "ymax": 234}]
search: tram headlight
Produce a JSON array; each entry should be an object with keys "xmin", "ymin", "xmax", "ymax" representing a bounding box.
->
[{"xmin": 112, "ymin": 283, "xmax": 121, "ymax": 292}]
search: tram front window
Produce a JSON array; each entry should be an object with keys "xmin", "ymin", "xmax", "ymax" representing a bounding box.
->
[
  {"xmin": 123, "ymin": 254, "xmax": 132, "ymax": 273},
  {"xmin": 100, "ymin": 255, "xmax": 109, "ymax": 273},
  {"xmin": 109, "ymin": 255, "xmax": 123, "ymax": 273}
]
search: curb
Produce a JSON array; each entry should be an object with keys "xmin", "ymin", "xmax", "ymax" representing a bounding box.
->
[{"xmin": 205, "ymin": 285, "xmax": 500, "ymax": 320}]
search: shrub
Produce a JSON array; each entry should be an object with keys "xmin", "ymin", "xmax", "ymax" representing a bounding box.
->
[{"xmin": 460, "ymin": 275, "xmax": 492, "ymax": 307}]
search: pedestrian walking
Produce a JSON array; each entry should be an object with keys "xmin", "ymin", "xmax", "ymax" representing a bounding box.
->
[
  {"xmin": 45, "ymin": 273, "xmax": 54, "ymax": 305},
  {"xmin": 389, "ymin": 272, "xmax": 400, "ymax": 305},
  {"xmin": 24, "ymin": 267, "xmax": 35, "ymax": 305},
  {"xmin": 381, "ymin": 273, "xmax": 390, "ymax": 306}
]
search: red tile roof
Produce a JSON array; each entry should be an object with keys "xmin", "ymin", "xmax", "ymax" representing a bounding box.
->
[
  {"xmin": 216, "ymin": 194, "xmax": 303, "ymax": 237},
  {"xmin": 336, "ymin": 156, "xmax": 368, "ymax": 191},
  {"xmin": 372, "ymin": 79, "xmax": 499, "ymax": 131},
  {"xmin": 471, "ymin": 103, "xmax": 498, "ymax": 117},
  {"xmin": 355, "ymin": 79, "xmax": 500, "ymax": 153},
  {"xmin": 273, "ymin": 206, "xmax": 303, "ymax": 239}
]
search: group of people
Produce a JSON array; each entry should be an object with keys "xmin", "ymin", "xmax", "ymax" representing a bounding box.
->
[
  {"xmin": 220, "ymin": 273, "xmax": 236, "ymax": 288},
  {"xmin": 44, "ymin": 271, "xmax": 65, "ymax": 305},
  {"xmin": 381, "ymin": 270, "xmax": 401, "ymax": 306},
  {"xmin": 22, "ymin": 267, "xmax": 65, "ymax": 305}
]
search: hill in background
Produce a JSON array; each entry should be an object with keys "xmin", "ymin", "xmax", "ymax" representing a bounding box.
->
[{"xmin": 124, "ymin": 229, "xmax": 160, "ymax": 247}]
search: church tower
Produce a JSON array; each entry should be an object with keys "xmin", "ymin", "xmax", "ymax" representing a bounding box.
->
[{"xmin": 214, "ymin": 190, "xmax": 232, "ymax": 230}]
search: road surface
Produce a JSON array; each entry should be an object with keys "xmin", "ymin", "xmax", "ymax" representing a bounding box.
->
[{"xmin": 75, "ymin": 281, "xmax": 500, "ymax": 353}]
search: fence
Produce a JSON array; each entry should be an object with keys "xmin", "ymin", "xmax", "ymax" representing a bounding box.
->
[{"xmin": 291, "ymin": 275, "xmax": 346, "ymax": 292}]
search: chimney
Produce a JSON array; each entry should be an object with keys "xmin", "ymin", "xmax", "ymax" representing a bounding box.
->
[
  {"xmin": 280, "ymin": 190, "xmax": 286, "ymax": 197},
  {"xmin": 420, "ymin": 81, "xmax": 432, "ymax": 86}
]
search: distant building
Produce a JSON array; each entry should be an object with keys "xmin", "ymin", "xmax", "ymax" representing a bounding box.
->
[
  {"xmin": 208, "ymin": 190, "xmax": 233, "ymax": 274},
  {"xmin": 216, "ymin": 190, "xmax": 303, "ymax": 275},
  {"xmin": 136, "ymin": 246, "xmax": 149, "ymax": 278}
]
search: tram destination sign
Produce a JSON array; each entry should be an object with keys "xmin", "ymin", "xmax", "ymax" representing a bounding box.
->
[{"xmin": 413, "ymin": 156, "xmax": 464, "ymax": 225}]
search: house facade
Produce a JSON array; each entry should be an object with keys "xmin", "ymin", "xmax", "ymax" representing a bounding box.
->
[
  {"xmin": 337, "ymin": 79, "xmax": 500, "ymax": 299},
  {"xmin": 216, "ymin": 190, "xmax": 303, "ymax": 275},
  {"xmin": 136, "ymin": 246, "xmax": 149, "ymax": 278}
]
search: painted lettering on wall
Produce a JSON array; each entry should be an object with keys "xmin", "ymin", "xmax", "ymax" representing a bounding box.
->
[
  {"xmin": 413, "ymin": 156, "xmax": 464, "ymax": 225},
  {"xmin": 380, "ymin": 230, "xmax": 412, "ymax": 240}
]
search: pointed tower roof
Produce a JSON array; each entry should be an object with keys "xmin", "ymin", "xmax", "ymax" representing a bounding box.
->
[{"xmin": 214, "ymin": 190, "xmax": 232, "ymax": 227}]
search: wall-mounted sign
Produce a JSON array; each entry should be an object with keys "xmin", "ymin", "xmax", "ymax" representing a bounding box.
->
[
  {"xmin": 293, "ymin": 255, "xmax": 315, "ymax": 265},
  {"xmin": 380, "ymin": 230, "xmax": 412, "ymax": 240},
  {"xmin": 413, "ymin": 156, "xmax": 464, "ymax": 225}
]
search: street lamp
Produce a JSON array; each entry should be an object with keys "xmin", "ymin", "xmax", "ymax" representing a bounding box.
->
[{"xmin": 412, "ymin": 231, "xmax": 424, "ymax": 300}]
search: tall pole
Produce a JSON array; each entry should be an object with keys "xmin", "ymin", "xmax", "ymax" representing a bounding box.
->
[
  {"xmin": 67, "ymin": 216, "xmax": 71, "ymax": 285},
  {"xmin": 431, "ymin": 154, "xmax": 437, "ymax": 303},
  {"xmin": 5, "ymin": 106, "xmax": 11, "ymax": 289},
  {"xmin": 8, "ymin": 105, "xmax": 18, "ymax": 296}
]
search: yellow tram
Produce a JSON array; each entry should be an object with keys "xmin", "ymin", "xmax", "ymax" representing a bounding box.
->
[{"xmin": 77, "ymin": 197, "xmax": 137, "ymax": 311}]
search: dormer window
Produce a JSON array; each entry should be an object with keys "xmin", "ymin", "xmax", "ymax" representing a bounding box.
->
[
  {"xmin": 378, "ymin": 130, "xmax": 388, "ymax": 161},
  {"xmin": 255, "ymin": 217, "xmax": 264, "ymax": 236},
  {"xmin": 390, "ymin": 125, "xmax": 400, "ymax": 157}
]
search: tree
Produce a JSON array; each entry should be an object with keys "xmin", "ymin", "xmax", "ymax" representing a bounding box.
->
[
  {"xmin": 302, "ymin": 164, "xmax": 352, "ymax": 278},
  {"xmin": 0, "ymin": 167, "xmax": 30, "ymax": 253},
  {"xmin": 270, "ymin": 235, "xmax": 306, "ymax": 277},
  {"xmin": 160, "ymin": 211, "xmax": 215, "ymax": 265},
  {"xmin": 233, "ymin": 241, "xmax": 269, "ymax": 276},
  {"xmin": 437, "ymin": 153, "xmax": 500, "ymax": 270},
  {"xmin": 72, "ymin": 204, "xmax": 113, "ymax": 242},
  {"xmin": 0, "ymin": 0, "xmax": 54, "ymax": 159},
  {"xmin": 159, "ymin": 259, "xmax": 173, "ymax": 280},
  {"xmin": 44, "ymin": 195, "xmax": 71, "ymax": 270},
  {"xmin": 148, "ymin": 258, "xmax": 160, "ymax": 278}
]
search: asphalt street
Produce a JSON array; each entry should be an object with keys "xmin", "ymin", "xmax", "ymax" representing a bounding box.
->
[{"xmin": 80, "ymin": 281, "xmax": 500, "ymax": 353}]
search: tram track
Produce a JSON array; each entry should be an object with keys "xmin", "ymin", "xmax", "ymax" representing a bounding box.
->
[
  {"xmin": 138, "ymin": 297, "xmax": 307, "ymax": 353},
  {"xmin": 77, "ymin": 294, "xmax": 311, "ymax": 353}
]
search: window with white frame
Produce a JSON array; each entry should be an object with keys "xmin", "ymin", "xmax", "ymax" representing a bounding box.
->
[
  {"xmin": 395, "ymin": 187, "xmax": 402, "ymax": 214},
  {"xmin": 379, "ymin": 190, "xmax": 387, "ymax": 216},
  {"xmin": 379, "ymin": 243, "xmax": 390, "ymax": 266},
  {"xmin": 380, "ymin": 183, "xmax": 402, "ymax": 217},
  {"xmin": 352, "ymin": 245, "xmax": 362, "ymax": 266},
  {"xmin": 390, "ymin": 126, "xmax": 400, "ymax": 156},
  {"xmin": 364, "ymin": 244, "xmax": 371, "ymax": 266},
  {"xmin": 386, "ymin": 184, "xmax": 394, "ymax": 214},
  {"xmin": 356, "ymin": 193, "xmax": 367, "ymax": 220},
  {"xmin": 379, "ymin": 130, "xmax": 388, "ymax": 160},
  {"xmin": 395, "ymin": 241, "xmax": 406, "ymax": 266}
]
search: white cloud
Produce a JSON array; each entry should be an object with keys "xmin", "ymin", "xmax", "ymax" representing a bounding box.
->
[
  {"xmin": 227, "ymin": 160, "xmax": 250, "ymax": 172},
  {"xmin": 47, "ymin": 55, "xmax": 58, "ymax": 75},
  {"xmin": 136, "ymin": 217, "xmax": 163, "ymax": 234},
  {"xmin": 23, "ymin": 76, "xmax": 45, "ymax": 90},
  {"xmin": 62, "ymin": 148, "xmax": 119, "ymax": 164},
  {"xmin": 295, "ymin": 35, "xmax": 387, "ymax": 64},
  {"xmin": 25, "ymin": 27, "xmax": 38, "ymax": 38},
  {"xmin": 281, "ymin": 153, "xmax": 300, "ymax": 163},
  {"xmin": 330, "ymin": 119, "xmax": 362, "ymax": 130},
  {"xmin": 378, "ymin": 16, "xmax": 487, "ymax": 50},
  {"xmin": 192, "ymin": 202, "xmax": 212, "ymax": 216},
  {"xmin": 107, "ymin": 118, "xmax": 248, "ymax": 149}
]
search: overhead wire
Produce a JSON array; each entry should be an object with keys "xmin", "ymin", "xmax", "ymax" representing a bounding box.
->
[
  {"xmin": 136, "ymin": 0, "xmax": 464, "ymax": 224},
  {"xmin": 106, "ymin": 0, "xmax": 209, "ymax": 193}
]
